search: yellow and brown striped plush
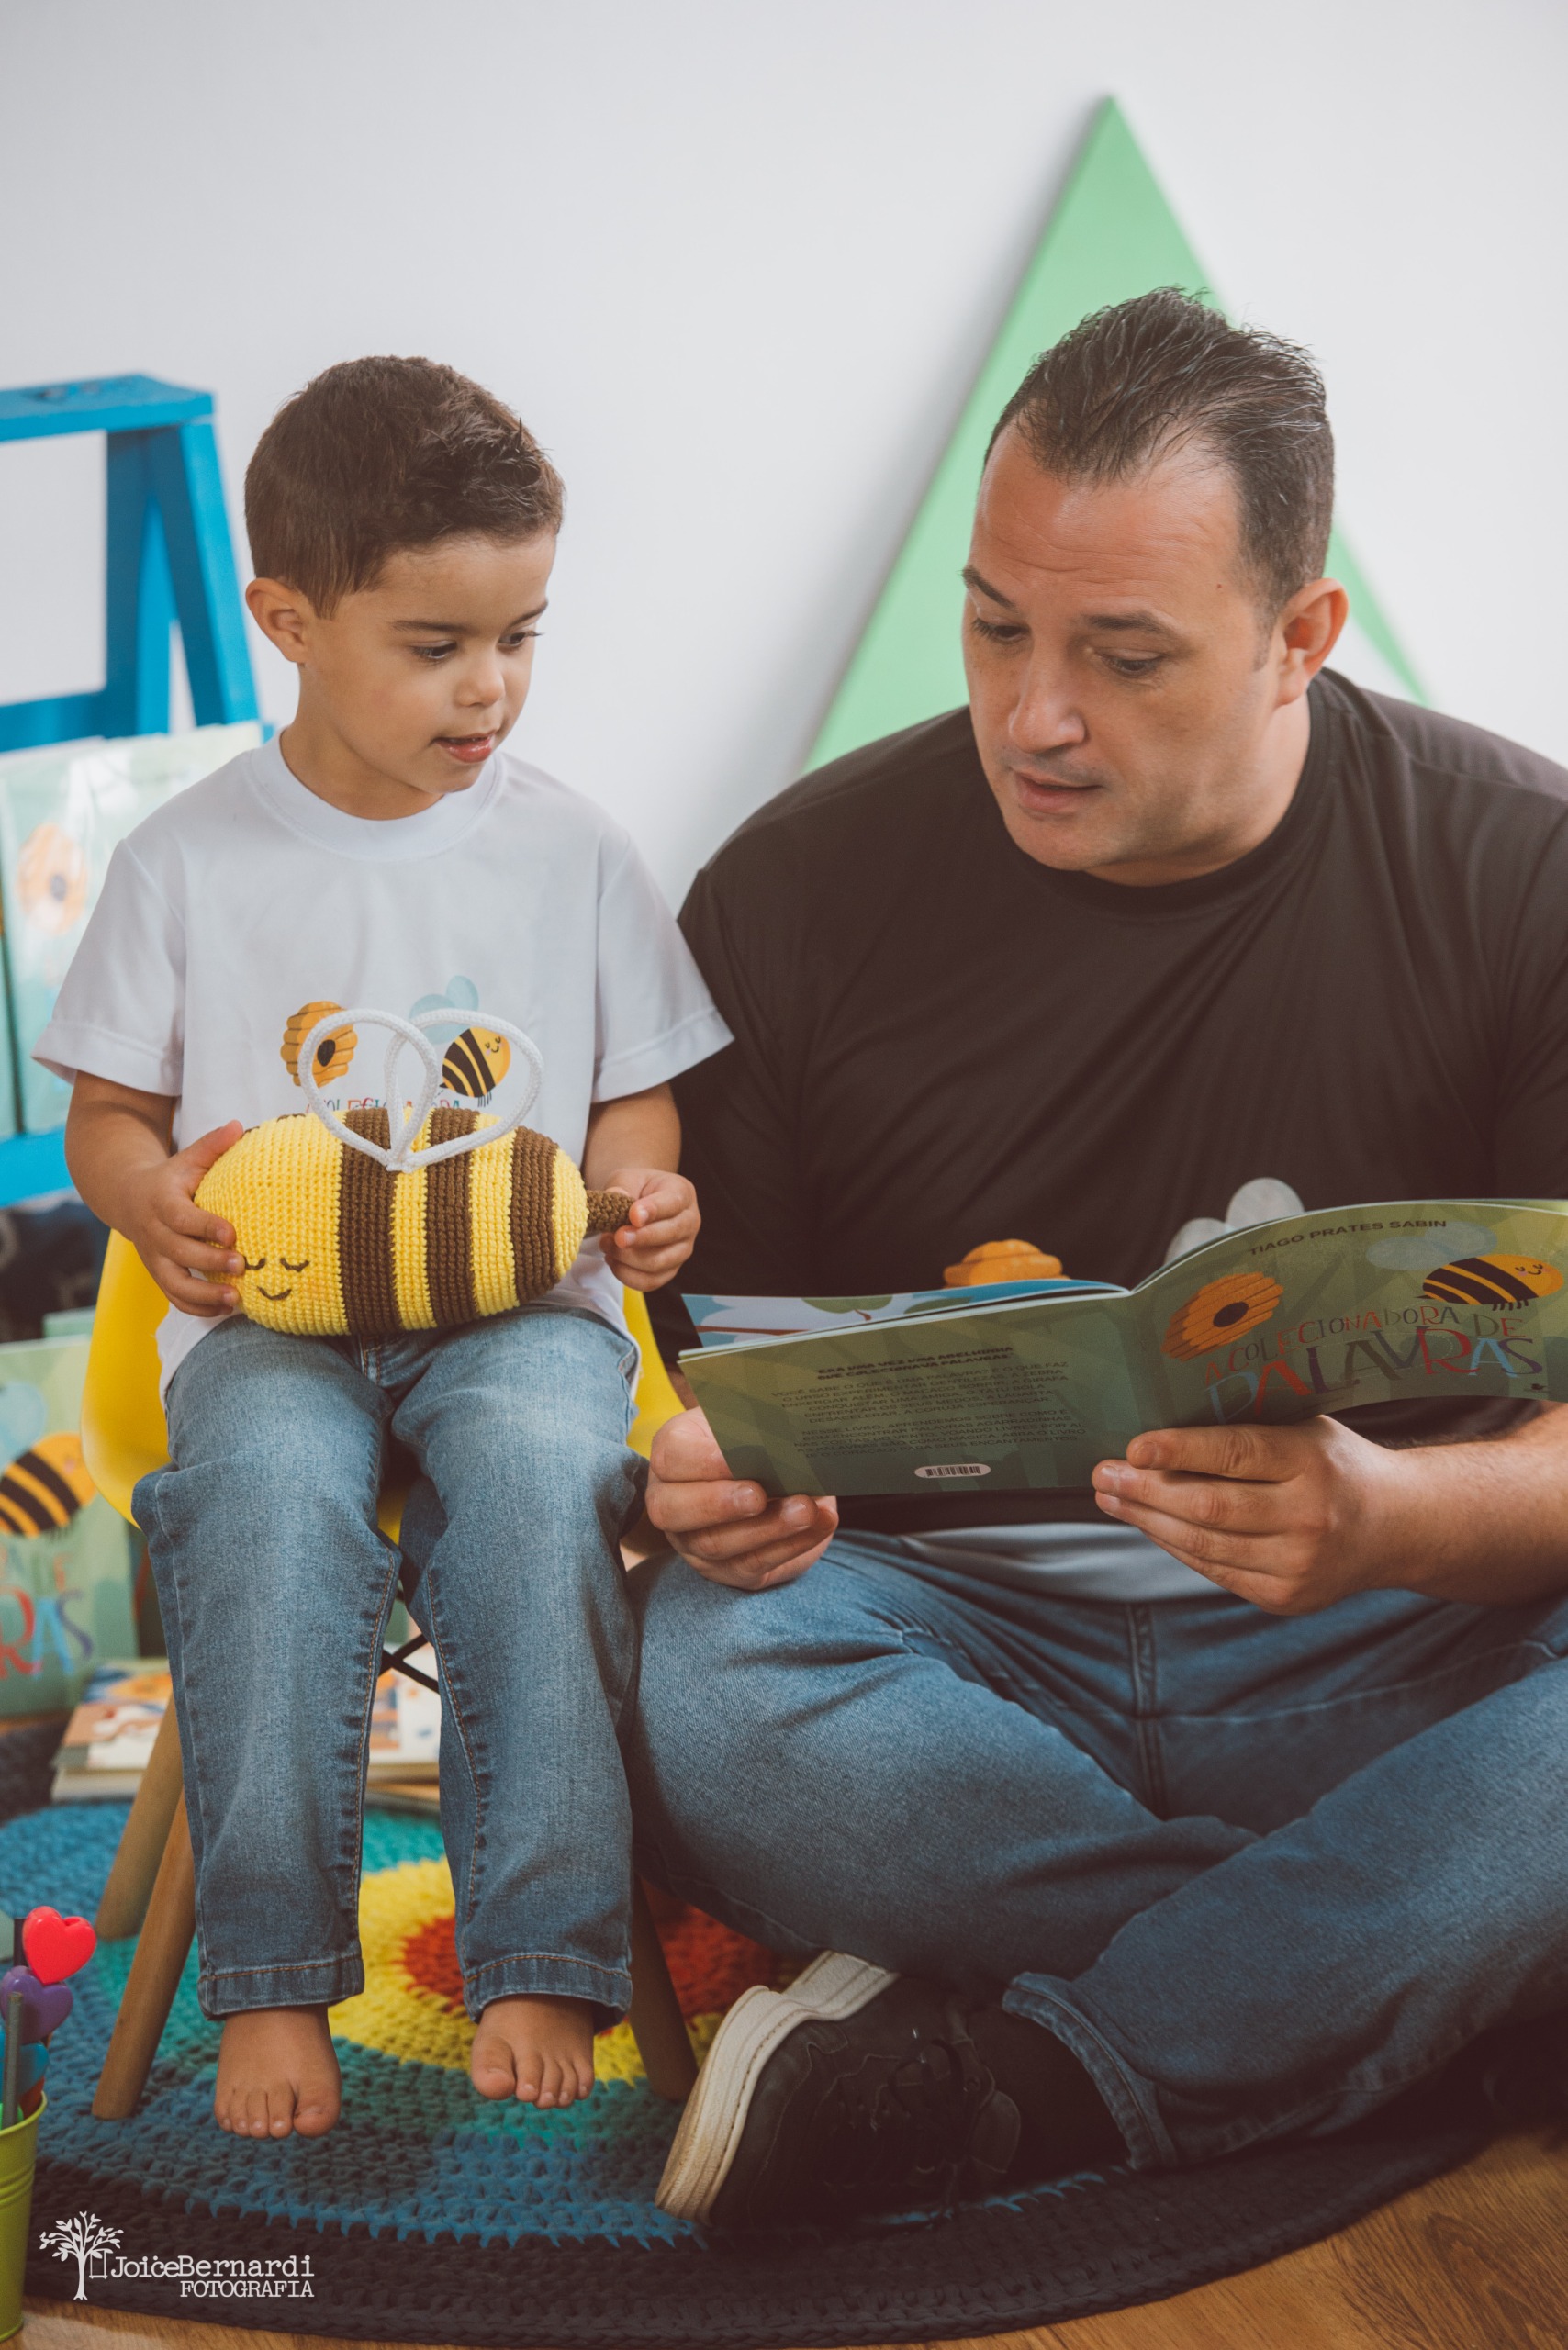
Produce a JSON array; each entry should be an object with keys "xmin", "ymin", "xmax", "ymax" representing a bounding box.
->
[{"xmin": 194, "ymin": 1107, "xmax": 631, "ymax": 1340}]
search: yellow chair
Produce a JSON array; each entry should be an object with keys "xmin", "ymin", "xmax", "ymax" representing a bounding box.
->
[{"xmin": 82, "ymin": 1231, "xmax": 695, "ymax": 2115}]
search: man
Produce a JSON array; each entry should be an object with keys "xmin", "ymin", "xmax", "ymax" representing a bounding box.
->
[{"xmin": 627, "ymin": 290, "xmax": 1568, "ymax": 2228}]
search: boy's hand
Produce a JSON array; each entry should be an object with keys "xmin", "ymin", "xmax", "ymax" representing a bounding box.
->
[
  {"xmin": 599, "ymin": 1169, "xmax": 699, "ymax": 1292},
  {"xmin": 121, "ymin": 1120, "xmax": 246, "ymax": 1315}
]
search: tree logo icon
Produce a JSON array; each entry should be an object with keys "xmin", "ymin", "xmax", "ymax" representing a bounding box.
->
[{"xmin": 39, "ymin": 2210, "xmax": 122, "ymax": 2299}]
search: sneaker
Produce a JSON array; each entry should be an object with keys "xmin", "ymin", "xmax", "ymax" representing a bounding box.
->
[{"xmin": 655, "ymin": 1951, "xmax": 1020, "ymax": 2226}]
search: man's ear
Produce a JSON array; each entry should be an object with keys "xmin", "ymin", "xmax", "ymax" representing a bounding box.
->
[
  {"xmin": 244, "ymin": 576, "xmax": 317, "ymax": 666},
  {"xmin": 1274, "ymin": 577, "xmax": 1350, "ymax": 704}
]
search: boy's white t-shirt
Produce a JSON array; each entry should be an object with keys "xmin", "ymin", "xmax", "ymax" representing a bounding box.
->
[{"xmin": 36, "ymin": 734, "xmax": 732, "ymax": 1394}]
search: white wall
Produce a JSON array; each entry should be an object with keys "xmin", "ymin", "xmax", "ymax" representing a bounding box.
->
[{"xmin": 2, "ymin": 0, "xmax": 1564, "ymax": 904}]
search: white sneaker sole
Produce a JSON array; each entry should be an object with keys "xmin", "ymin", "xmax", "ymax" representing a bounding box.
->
[{"xmin": 655, "ymin": 1950, "xmax": 898, "ymax": 2222}]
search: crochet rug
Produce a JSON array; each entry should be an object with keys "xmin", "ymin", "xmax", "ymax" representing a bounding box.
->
[{"xmin": 1, "ymin": 1718, "xmax": 1490, "ymax": 2347}]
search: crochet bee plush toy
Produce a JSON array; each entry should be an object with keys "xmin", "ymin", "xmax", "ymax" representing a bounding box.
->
[{"xmin": 195, "ymin": 1009, "xmax": 631, "ymax": 1342}]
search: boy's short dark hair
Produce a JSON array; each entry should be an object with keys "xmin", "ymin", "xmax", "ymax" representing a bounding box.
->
[
  {"xmin": 989, "ymin": 289, "xmax": 1334, "ymax": 615},
  {"xmin": 245, "ymin": 356, "xmax": 564, "ymax": 612}
]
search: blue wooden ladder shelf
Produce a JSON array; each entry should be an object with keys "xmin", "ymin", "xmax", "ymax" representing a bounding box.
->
[
  {"xmin": 0, "ymin": 374, "xmax": 258, "ymax": 1203},
  {"xmin": 0, "ymin": 374, "xmax": 258, "ymax": 753}
]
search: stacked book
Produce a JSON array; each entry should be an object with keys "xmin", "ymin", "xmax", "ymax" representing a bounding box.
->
[{"xmin": 51, "ymin": 1658, "xmax": 442, "ymax": 1809}]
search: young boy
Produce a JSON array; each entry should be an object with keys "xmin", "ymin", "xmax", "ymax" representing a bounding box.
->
[{"xmin": 41, "ymin": 357, "xmax": 731, "ymax": 2141}]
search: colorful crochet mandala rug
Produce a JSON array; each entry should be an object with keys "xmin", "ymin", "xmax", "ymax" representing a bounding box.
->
[{"xmin": 2, "ymin": 1722, "xmax": 1487, "ymax": 2349}]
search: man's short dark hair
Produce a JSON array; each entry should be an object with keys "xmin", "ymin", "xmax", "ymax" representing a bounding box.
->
[
  {"xmin": 245, "ymin": 356, "xmax": 565, "ymax": 612},
  {"xmin": 989, "ymin": 290, "xmax": 1334, "ymax": 614}
]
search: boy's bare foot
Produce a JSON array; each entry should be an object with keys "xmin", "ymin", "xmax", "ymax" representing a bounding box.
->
[
  {"xmin": 215, "ymin": 2005, "xmax": 341, "ymax": 2138},
  {"xmin": 470, "ymin": 1993, "xmax": 597, "ymax": 2108}
]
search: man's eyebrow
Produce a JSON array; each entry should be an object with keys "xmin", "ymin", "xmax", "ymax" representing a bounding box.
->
[
  {"xmin": 1081, "ymin": 610, "xmax": 1179, "ymax": 637},
  {"xmin": 962, "ymin": 572, "xmax": 1179, "ymax": 641},
  {"xmin": 961, "ymin": 565, "xmax": 1017, "ymax": 609},
  {"xmin": 391, "ymin": 602, "xmax": 548, "ymax": 633}
]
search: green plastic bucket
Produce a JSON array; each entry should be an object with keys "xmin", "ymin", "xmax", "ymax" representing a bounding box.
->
[{"xmin": 0, "ymin": 2098, "xmax": 42, "ymax": 2342}]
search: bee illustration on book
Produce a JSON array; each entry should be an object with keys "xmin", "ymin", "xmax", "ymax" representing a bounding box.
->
[
  {"xmin": 196, "ymin": 1008, "xmax": 631, "ymax": 1342},
  {"xmin": 281, "ymin": 1001, "xmax": 359, "ymax": 1087},
  {"xmin": 1162, "ymin": 1270, "xmax": 1284, "ymax": 1361},
  {"xmin": 409, "ymin": 979, "xmax": 512, "ymax": 1102},
  {"xmin": 1420, "ymin": 1254, "xmax": 1564, "ymax": 1309},
  {"xmin": 0, "ymin": 1431, "xmax": 95, "ymax": 1538}
]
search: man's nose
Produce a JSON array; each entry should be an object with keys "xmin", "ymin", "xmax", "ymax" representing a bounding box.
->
[{"xmin": 1009, "ymin": 658, "xmax": 1088, "ymax": 752}]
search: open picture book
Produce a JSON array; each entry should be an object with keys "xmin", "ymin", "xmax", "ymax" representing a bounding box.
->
[{"xmin": 678, "ymin": 1200, "xmax": 1568, "ymax": 1499}]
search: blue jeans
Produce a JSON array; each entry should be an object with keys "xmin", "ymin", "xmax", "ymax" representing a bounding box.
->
[
  {"xmin": 625, "ymin": 1534, "xmax": 1568, "ymax": 2168},
  {"xmin": 138, "ymin": 1306, "xmax": 644, "ymax": 2021}
]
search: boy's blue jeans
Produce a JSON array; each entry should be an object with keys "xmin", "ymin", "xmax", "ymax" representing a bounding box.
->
[
  {"xmin": 625, "ymin": 1534, "xmax": 1568, "ymax": 2169},
  {"xmin": 137, "ymin": 1306, "xmax": 644, "ymax": 2023}
]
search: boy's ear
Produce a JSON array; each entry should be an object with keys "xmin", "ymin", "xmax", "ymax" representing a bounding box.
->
[{"xmin": 245, "ymin": 576, "xmax": 318, "ymax": 666}]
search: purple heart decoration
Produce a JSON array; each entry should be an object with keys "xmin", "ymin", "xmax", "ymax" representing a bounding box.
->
[{"xmin": 0, "ymin": 1964, "xmax": 73, "ymax": 2041}]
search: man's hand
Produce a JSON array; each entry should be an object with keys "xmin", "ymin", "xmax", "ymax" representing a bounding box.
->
[
  {"xmin": 647, "ymin": 1405, "xmax": 838, "ymax": 1590},
  {"xmin": 1092, "ymin": 1417, "xmax": 1413, "ymax": 1615},
  {"xmin": 599, "ymin": 1169, "xmax": 700, "ymax": 1292}
]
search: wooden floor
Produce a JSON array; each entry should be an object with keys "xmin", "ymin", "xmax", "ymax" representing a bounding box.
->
[{"xmin": 22, "ymin": 2121, "xmax": 1568, "ymax": 2350}]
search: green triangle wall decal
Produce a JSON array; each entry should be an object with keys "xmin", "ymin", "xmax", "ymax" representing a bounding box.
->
[{"xmin": 807, "ymin": 99, "xmax": 1420, "ymax": 773}]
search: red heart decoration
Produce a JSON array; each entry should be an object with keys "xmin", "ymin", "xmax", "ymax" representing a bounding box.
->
[{"xmin": 22, "ymin": 1907, "xmax": 96, "ymax": 1986}]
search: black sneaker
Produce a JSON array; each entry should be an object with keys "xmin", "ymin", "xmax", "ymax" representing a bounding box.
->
[{"xmin": 655, "ymin": 1951, "xmax": 1020, "ymax": 2227}]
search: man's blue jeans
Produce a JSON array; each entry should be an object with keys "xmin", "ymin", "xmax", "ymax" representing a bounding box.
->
[
  {"xmin": 138, "ymin": 1306, "xmax": 644, "ymax": 2022},
  {"xmin": 625, "ymin": 1534, "xmax": 1568, "ymax": 2168}
]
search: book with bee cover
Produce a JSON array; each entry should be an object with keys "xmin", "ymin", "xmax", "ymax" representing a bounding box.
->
[
  {"xmin": 0, "ymin": 1334, "xmax": 136, "ymax": 1716},
  {"xmin": 681, "ymin": 1200, "xmax": 1568, "ymax": 1501}
]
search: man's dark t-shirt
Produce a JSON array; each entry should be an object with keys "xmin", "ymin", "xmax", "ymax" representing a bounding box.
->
[{"xmin": 659, "ymin": 673, "xmax": 1568, "ymax": 1528}]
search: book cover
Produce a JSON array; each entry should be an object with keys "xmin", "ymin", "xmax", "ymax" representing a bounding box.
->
[
  {"xmin": 52, "ymin": 1653, "xmax": 443, "ymax": 1796},
  {"xmin": 0, "ymin": 1334, "xmax": 136, "ymax": 1717},
  {"xmin": 682, "ymin": 1201, "xmax": 1568, "ymax": 1498},
  {"xmin": 52, "ymin": 1659, "xmax": 169, "ymax": 1798},
  {"xmin": 368, "ymin": 1661, "xmax": 441, "ymax": 1781},
  {"xmin": 0, "ymin": 722, "xmax": 262, "ymax": 1133}
]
